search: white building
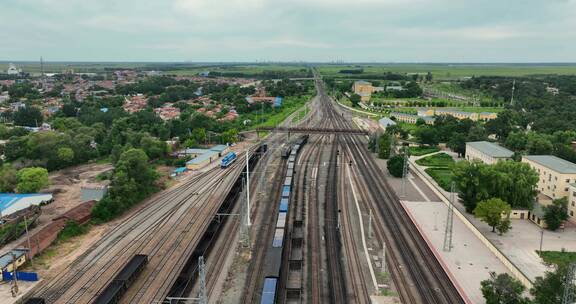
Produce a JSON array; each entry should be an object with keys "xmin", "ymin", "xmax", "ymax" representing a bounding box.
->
[
  {"xmin": 6, "ymin": 63, "xmax": 21, "ymax": 75},
  {"xmin": 465, "ymin": 141, "xmax": 513, "ymax": 164}
]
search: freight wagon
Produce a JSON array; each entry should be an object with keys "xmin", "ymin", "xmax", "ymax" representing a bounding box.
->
[{"xmin": 93, "ymin": 254, "xmax": 148, "ymax": 304}]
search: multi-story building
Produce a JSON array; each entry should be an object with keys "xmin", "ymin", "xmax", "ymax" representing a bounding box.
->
[
  {"xmin": 352, "ymin": 81, "xmax": 383, "ymax": 102},
  {"xmin": 522, "ymin": 155, "xmax": 576, "ymax": 201},
  {"xmin": 390, "ymin": 112, "xmax": 435, "ymax": 125},
  {"xmin": 465, "ymin": 141, "xmax": 514, "ymax": 164},
  {"xmin": 435, "ymin": 109, "xmax": 479, "ymax": 121}
]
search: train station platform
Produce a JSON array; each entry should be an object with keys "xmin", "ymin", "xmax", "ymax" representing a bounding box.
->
[{"xmin": 376, "ymin": 158, "xmax": 511, "ymax": 304}]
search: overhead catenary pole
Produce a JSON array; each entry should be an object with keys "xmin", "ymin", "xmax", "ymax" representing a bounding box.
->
[
  {"xmin": 443, "ymin": 182, "xmax": 455, "ymax": 252},
  {"xmin": 245, "ymin": 150, "xmax": 251, "ymax": 226}
]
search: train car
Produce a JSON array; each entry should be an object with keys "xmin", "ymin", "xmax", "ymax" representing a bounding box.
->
[
  {"xmin": 115, "ymin": 254, "xmax": 148, "ymax": 284},
  {"xmin": 276, "ymin": 212, "xmax": 287, "ymax": 228},
  {"xmin": 288, "ymin": 155, "xmax": 296, "ymax": 163},
  {"xmin": 220, "ymin": 152, "xmax": 237, "ymax": 168},
  {"xmin": 24, "ymin": 298, "xmax": 45, "ymax": 304},
  {"xmin": 93, "ymin": 280, "xmax": 125, "ymax": 304},
  {"xmin": 286, "ymin": 168, "xmax": 293, "ymax": 178},
  {"xmin": 281, "ymin": 146, "xmax": 292, "ymax": 159},
  {"xmin": 93, "ymin": 255, "xmax": 148, "ymax": 304},
  {"xmin": 279, "ymin": 198, "xmax": 289, "ymax": 212},
  {"xmin": 287, "ymin": 162, "xmax": 294, "ymax": 171},
  {"xmin": 260, "ymin": 277, "xmax": 278, "ymax": 304},
  {"xmin": 281, "ymin": 185, "xmax": 291, "ymax": 198},
  {"xmin": 260, "ymin": 143, "xmax": 268, "ymax": 153},
  {"xmin": 283, "ymin": 176, "xmax": 292, "ymax": 187},
  {"xmin": 272, "ymin": 228, "xmax": 285, "ymax": 248}
]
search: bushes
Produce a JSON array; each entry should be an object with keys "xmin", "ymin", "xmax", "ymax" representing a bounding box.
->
[
  {"xmin": 92, "ymin": 148, "xmax": 158, "ymax": 222},
  {"xmin": 387, "ymin": 155, "xmax": 406, "ymax": 177},
  {"xmin": 58, "ymin": 220, "xmax": 88, "ymax": 242}
]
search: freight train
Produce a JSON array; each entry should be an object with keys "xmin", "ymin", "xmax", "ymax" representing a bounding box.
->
[{"xmin": 260, "ymin": 135, "xmax": 308, "ymax": 304}]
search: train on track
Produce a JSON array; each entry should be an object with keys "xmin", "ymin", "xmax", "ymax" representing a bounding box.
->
[
  {"xmin": 220, "ymin": 151, "xmax": 238, "ymax": 168},
  {"xmin": 260, "ymin": 135, "xmax": 308, "ymax": 304},
  {"xmin": 23, "ymin": 254, "xmax": 148, "ymax": 304}
]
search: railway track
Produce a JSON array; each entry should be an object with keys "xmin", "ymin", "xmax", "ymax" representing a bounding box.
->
[
  {"xmin": 317, "ymin": 78, "xmax": 465, "ymax": 304},
  {"xmin": 29, "ymin": 152, "xmax": 251, "ymax": 304}
]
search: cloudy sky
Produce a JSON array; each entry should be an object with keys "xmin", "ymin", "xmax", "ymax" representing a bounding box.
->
[{"xmin": 1, "ymin": 0, "xmax": 575, "ymax": 62}]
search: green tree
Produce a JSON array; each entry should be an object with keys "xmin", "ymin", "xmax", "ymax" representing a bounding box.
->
[
  {"xmin": 526, "ymin": 134, "xmax": 553, "ymax": 155},
  {"xmin": 454, "ymin": 161, "xmax": 487, "ymax": 212},
  {"xmin": 480, "ymin": 272, "xmax": 529, "ymax": 304},
  {"xmin": 387, "ymin": 154, "xmax": 406, "ymax": 178},
  {"xmin": 191, "ymin": 128, "xmax": 207, "ymax": 144},
  {"xmin": 415, "ymin": 126, "xmax": 439, "ymax": 146},
  {"xmin": 531, "ymin": 266, "xmax": 574, "ymax": 304},
  {"xmin": 16, "ymin": 167, "xmax": 49, "ymax": 193},
  {"xmin": 497, "ymin": 218, "xmax": 512, "ymax": 235},
  {"xmin": 221, "ymin": 129, "xmax": 238, "ymax": 144},
  {"xmin": 57, "ymin": 147, "xmax": 75, "ymax": 165},
  {"xmin": 474, "ymin": 198, "xmax": 511, "ymax": 232},
  {"xmin": 447, "ymin": 133, "xmax": 466, "ymax": 157},
  {"xmin": 0, "ymin": 164, "xmax": 17, "ymax": 192},
  {"xmin": 349, "ymin": 94, "xmax": 361, "ymax": 107},
  {"xmin": 543, "ymin": 198, "xmax": 569, "ymax": 231},
  {"xmin": 378, "ymin": 134, "xmax": 393, "ymax": 159},
  {"xmin": 425, "ymin": 71, "xmax": 433, "ymax": 82},
  {"xmin": 13, "ymin": 106, "xmax": 43, "ymax": 127}
]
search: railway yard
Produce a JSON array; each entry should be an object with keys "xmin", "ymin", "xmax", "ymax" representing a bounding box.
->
[{"xmin": 22, "ymin": 75, "xmax": 468, "ymax": 304}]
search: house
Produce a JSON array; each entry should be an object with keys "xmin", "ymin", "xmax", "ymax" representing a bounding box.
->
[
  {"xmin": 0, "ymin": 249, "xmax": 28, "ymax": 277},
  {"xmin": 567, "ymin": 184, "xmax": 576, "ymax": 221},
  {"xmin": 154, "ymin": 106, "xmax": 181, "ymax": 121},
  {"xmin": 465, "ymin": 141, "xmax": 514, "ymax": 164}
]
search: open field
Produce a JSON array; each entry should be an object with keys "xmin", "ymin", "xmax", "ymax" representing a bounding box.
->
[
  {"xmin": 0, "ymin": 62, "xmax": 310, "ymax": 77},
  {"xmin": 416, "ymin": 153, "xmax": 455, "ymax": 167},
  {"xmin": 317, "ymin": 63, "xmax": 576, "ymax": 80}
]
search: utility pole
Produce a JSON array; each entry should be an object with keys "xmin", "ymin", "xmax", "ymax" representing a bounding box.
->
[
  {"xmin": 240, "ymin": 177, "xmax": 251, "ymax": 247},
  {"xmin": 380, "ymin": 243, "xmax": 386, "ymax": 272},
  {"xmin": 24, "ymin": 215, "xmax": 33, "ymax": 266},
  {"xmin": 10, "ymin": 252, "xmax": 19, "ymax": 297},
  {"xmin": 562, "ymin": 263, "xmax": 576, "ymax": 304},
  {"xmin": 245, "ymin": 151, "xmax": 251, "ymax": 226},
  {"xmin": 510, "ymin": 79, "xmax": 516, "ymax": 106},
  {"xmin": 401, "ymin": 153, "xmax": 408, "ymax": 198},
  {"xmin": 443, "ymin": 182, "xmax": 455, "ymax": 252},
  {"xmin": 198, "ymin": 256, "xmax": 207, "ymax": 304},
  {"xmin": 367, "ymin": 209, "xmax": 373, "ymax": 239}
]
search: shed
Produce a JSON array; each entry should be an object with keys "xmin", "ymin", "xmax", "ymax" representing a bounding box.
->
[
  {"xmin": 0, "ymin": 249, "xmax": 28, "ymax": 274},
  {"xmin": 0, "ymin": 193, "xmax": 53, "ymax": 217},
  {"xmin": 186, "ymin": 151, "xmax": 218, "ymax": 170},
  {"xmin": 209, "ymin": 145, "xmax": 229, "ymax": 156}
]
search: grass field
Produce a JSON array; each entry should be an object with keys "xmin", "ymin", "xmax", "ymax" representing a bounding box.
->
[
  {"xmin": 253, "ymin": 95, "xmax": 311, "ymax": 128},
  {"xmin": 538, "ymin": 250, "xmax": 576, "ymax": 267},
  {"xmin": 425, "ymin": 167, "xmax": 454, "ymax": 191},
  {"xmin": 292, "ymin": 105, "xmax": 310, "ymax": 123},
  {"xmin": 317, "ymin": 63, "xmax": 576, "ymax": 80},
  {"xmin": 408, "ymin": 146, "xmax": 439, "ymax": 156},
  {"xmin": 416, "ymin": 153, "xmax": 455, "ymax": 167}
]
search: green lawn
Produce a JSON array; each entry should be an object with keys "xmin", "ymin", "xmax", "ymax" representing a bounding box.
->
[
  {"xmin": 416, "ymin": 153, "xmax": 455, "ymax": 167},
  {"xmin": 538, "ymin": 250, "xmax": 576, "ymax": 267},
  {"xmin": 425, "ymin": 168, "xmax": 454, "ymax": 191},
  {"xmin": 253, "ymin": 95, "xmax": 311, "ymax": 128},
  {"xmin": 408, "ymin": 146, "xmax": 440, "ymax": 156}
]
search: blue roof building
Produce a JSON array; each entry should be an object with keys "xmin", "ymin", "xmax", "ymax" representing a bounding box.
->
[
  {"xmin": 0, "ymin": 193, "xmax": 53, "ymax": 217},
  {"xmin": 273, "ymin": 97, "xmax": 283, "ymax": 108}
]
